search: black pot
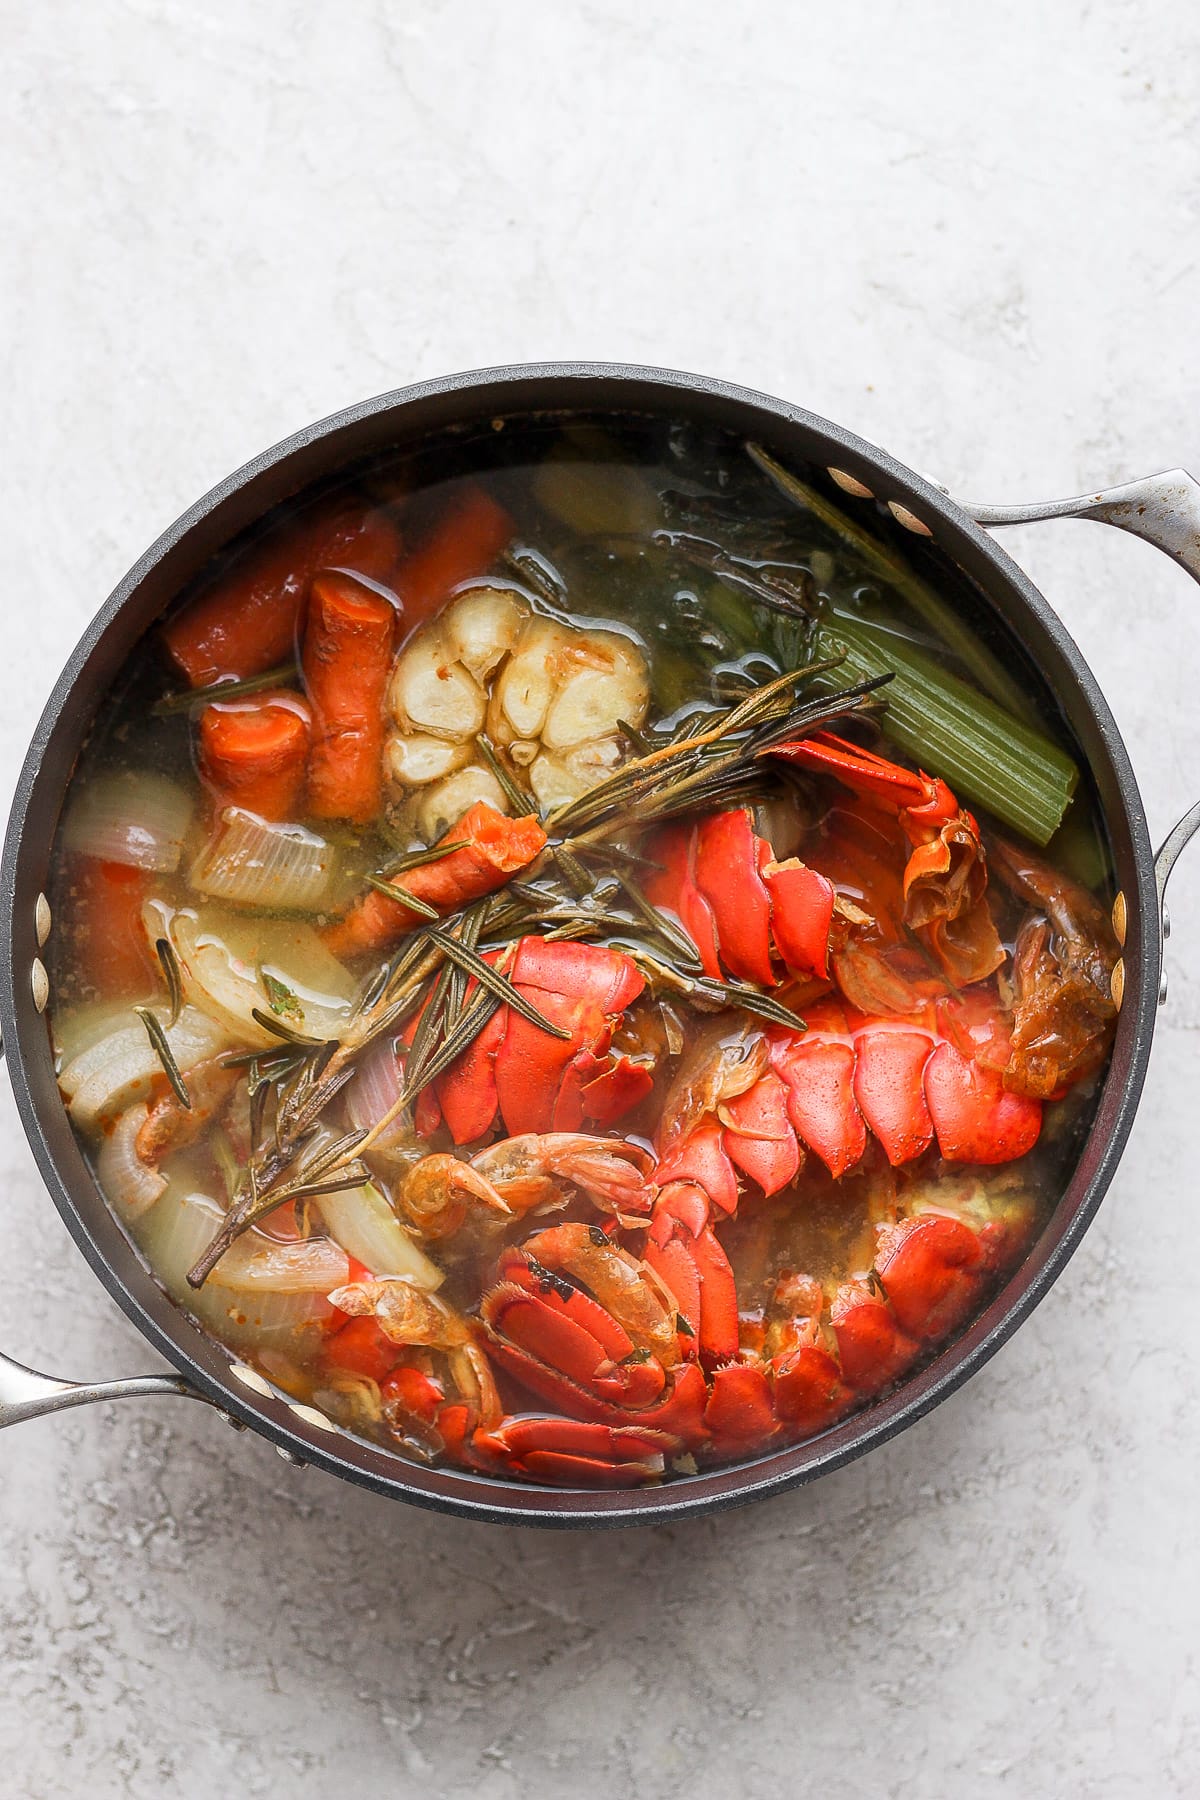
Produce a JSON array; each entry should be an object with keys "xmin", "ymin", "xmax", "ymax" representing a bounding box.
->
[{"xmin": 3, "ymin": 363, "xmax": 1198, "ymax": 1528}]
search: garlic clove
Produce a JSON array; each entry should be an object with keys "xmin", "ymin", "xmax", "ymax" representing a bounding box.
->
[
  {"xmin": 541, "ymin": 631, "xmax": 649, "ymax": 750},
  {"xmin": 442, "ymin": 586, "xmax": 530, "ymax": 684},
  {"xmin": 388, "ymin": 629, "xmax": 486, "ymax": 740},
  {"xmin": 385, "ymin": 733, "xmax": 473, "ymax": 787},
  {"xmin": 528, "ymin": 738, "xmax": 623, "ymax": 811},
  {"xmin": 489, "ymin": 616, "xmax": 571, "ymax": 743},
  {"xmin": 416, "ymin": 765, "xmax": 511, "ymax": 843}
]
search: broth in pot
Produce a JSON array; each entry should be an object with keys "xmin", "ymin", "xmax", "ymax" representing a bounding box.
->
[{"xmin": 46, "ymin": 414, "xmax": 1119, "ymax": 1488}]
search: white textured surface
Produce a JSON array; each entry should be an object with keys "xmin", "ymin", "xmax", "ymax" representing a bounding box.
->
[{"xmin": 3, "ymin": 4, "xmax": 1199, "ymax": 1795}]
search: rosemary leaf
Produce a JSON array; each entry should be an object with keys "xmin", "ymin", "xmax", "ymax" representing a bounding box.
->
[
  {"xmin": 613, "ymin": 873, "xmax": 702, "ymax": 968},
  {"xmin": 152, "ymin": 662, "xmax": 300, "ymax": 717},
  {"xmin": 476, "ymin": 732, "xmax": 536, "ymax": 815},
  {"xmin": 249, "ymin": 1008, "xmax": 327, "ymax": 1047},
  {"xmin": 379, "ymin": 838, "xmax": 467, "ymax": 878},
  {"xmin": 154, "ymin": 937, "xmax": 183, "ymax": 1028},
  {"xmin": 694, "ymin": 979, "xmax": 807, "ymax": 1031},
  {"xmin": 424, "ymin": 926, "xmax": 571, "ymax": 1039},
  {"xmin": 133, "ymin": 1007, "xmax": 191, "ymax": 1110},
  {"xmin": 365, "ymin": 873, "xmax": 440, "ymax": 920}
]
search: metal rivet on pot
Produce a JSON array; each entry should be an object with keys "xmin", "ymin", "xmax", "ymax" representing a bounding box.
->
[
  {"xmin": 217, "ymin": 1410, "xmax": 247, "ymax": 1433},
  {"xmin": 30, "ymin": 958, "xmax": 49, "ymax": 1013},
  {"xmin": 1160, "ymin": 969, "xmax": 1169, "ymax": 1005},
  {"xmin": 275, "ymin": 1445, "xmax": 306, "ymax": 1466},
  {"xmin": 828, "ymin": 467, "xmax": 874, "ymax": 499},
  {"xmin": 887, "ymin": 500, "xmax": 933, "ymax": 537},
  {"xmin": 1111, "ymin": 891, "xmax": 1127, "ymax": 947},
  {"xmin": 34, "ymin": 894, "xmax": 51, "ymax": 946},
  {"xmin": 289, "ymin": 1402, "xmax": 337, "ymax": 1434},
  {"xmin": 1163, "ymin": 904, "xmax": 1171, "ymax": 941},
  {"xmin": 229, "ymin": 1362, "xmax": 273, "ymax": 1398},
  {"xmin": 1110, "ymin": 958, "xmax": 1125, "ymax": 1011}
]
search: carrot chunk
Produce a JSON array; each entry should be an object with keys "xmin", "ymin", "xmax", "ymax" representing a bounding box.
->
[
  {"xmin": 394, "ymin": 482, "xmax": 514, "ymax": 633},
  {"xmin": 59, "ymin": 857, "xmax": 155, "ymax": 998},
  {"xmin": 162, "ymin": 500, "xmax": 401, "ymax": 688},
  {"xmin": 323, "ymin": 802, "xmax": 547, "ymax": 960},
  {"xmin": 197, "ymin": 691, "xmax": 312, "ymax": 821},
  {"xmin": 303, "ymin": 573, "xmax": 399, "ymax": 824}
]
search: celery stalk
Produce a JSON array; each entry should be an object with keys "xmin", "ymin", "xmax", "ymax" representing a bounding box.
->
[
  {"xmin": 812, "ymin": 615, "xmax": 1078, "ymax": 846},
  {"xmin": 746, "ymin": 443, "xmax": 1040, "ymax": 726}
]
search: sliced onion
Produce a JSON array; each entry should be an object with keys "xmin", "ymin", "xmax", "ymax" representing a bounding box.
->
[
  {"xmin": 59, "ymin": 1004, "xmax": 230, "ymax": 1132},
  {"xmin": 207, "ymin": 1232, "xmax": 350, "ymax": 1295},
  {"xmin": 347, "ymin": 1035, "xmax": 405, "ymax": 1143},
  {"xmin": 160, "ymin": 904, "xmax": 354, "ymax": 1048},
  {"xmin": 136, "ymin": 1182, "xmax": 347, "ymax": 1343},
  {"xmin": 190, "ymin": 807, "xmax": 334, "ymax": 911},
  {"xmin": 203, "ymin": 1233, "xmax": 349, "ymax": 1340},
  {"xmin": 96, "ymin": 1103, "xmax": 167, "ymax": 1219},
  {"xmin": 61, "ymin": 771, "xmax": 194, "ymax": 873},
  {"xmin": 318, "ymin": 1182, "xmax": 443, "ymax": 1290},
  {"xmin": 134, "ymin": 1181, "xmax": 227, "ymax": 1296}
]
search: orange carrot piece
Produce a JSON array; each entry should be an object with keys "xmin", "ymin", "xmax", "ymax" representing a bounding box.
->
[
  {"xmin": 394, "ymin": 481, "xmax": 514, "ymax": 635},
  {"xmin": 303, "ymin": 573, "xmax": 399, "ymax": 824},
  {"xmin": 323, "ymin": 802, "xmax": 547, "ymax": 960},
  {"xmin": 162, "ymin": 500, "xmax": 402, "ymax": 688},
  {"xmin": 198, "ymin": 691, "xmax": 313, "ymax": 821},
  {"xmin": 60, "ymin": 857, "xmax": 155, "ymax": 998}
]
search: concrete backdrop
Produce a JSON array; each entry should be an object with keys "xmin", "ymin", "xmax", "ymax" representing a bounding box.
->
[{"xmin": 2, "ymin": 3, "xmax": 1198, "ymax": 1795}]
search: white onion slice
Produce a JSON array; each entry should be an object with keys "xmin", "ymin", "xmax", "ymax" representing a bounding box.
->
[
  {"xmin": 347, "ymin": 1035, "xmax": 405, "ymax": 1141},
  {"xmin": 203, "ymin": 1234, "xmax": 349, "ymax": 1340},
  {"xmin": 318, "ymin": 1183, "xmax": 443, "ymax": 1290},
  {"xmin": 190, "ymin": 808, "xmax": 334, "ymax": 912},
  {"xmin": 206, "ymin": 1233, "xmax": 350, "ymax": 1295},
  {"xmin": 135, "ymin": 1182, "xmax": 226, "ymax": 1298},
  {"xmin": 160, "ymin": 905, "xmax": 354, "ymax": 1049},
  {"xmin": 59, "ymin": 1005, "xmax": 229, "ymax": 1132},
  {"xmin": 96, "ymin": 1103, "xmax": 167, "ymax": 1219},
  {"xmin": 136, "ymin": 1182, "xmax": 348, "ymax": 1342},
  {"xmin": 61, "ymin": 771, "xmax": 194, "ymax": 873}
]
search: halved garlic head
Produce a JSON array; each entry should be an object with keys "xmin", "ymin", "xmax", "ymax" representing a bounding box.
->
[{"xmin": 383, "ymin": 583, "xmax": 650, "ymax": 841}]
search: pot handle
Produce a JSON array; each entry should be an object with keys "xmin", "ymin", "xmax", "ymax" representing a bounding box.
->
[
  {"xmin": 0, "ymin": 1029, "xmax": 228, "ymax": 1431},
  {"xmin": 962, "ymin": 467, "xmax": 1200, "ymax": 936},
  {"xmin": 964, "ymin": 467, "xmax": 1200, "ymax": 583},
  {"xmin": 0, "ymin": 1345, "xmax": 230, "ymax": 1429}
]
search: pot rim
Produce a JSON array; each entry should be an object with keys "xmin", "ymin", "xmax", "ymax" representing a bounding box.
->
[{"xmin": 0, "ymin": 361, "xmax": 1160, "ymax": 1526}]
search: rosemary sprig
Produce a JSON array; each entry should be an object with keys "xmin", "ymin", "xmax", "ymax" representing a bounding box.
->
[
  {"xmin": 133, "ymin": 1007, "xmax": 191, "ymax": 1110},
  {"xmin": 629, "ymin": 951, "xmax": 806, "ymax": 1032},
  {"xmin": 188, "ymin": 1131, "xmax": 373, "ymax": 1283}
]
